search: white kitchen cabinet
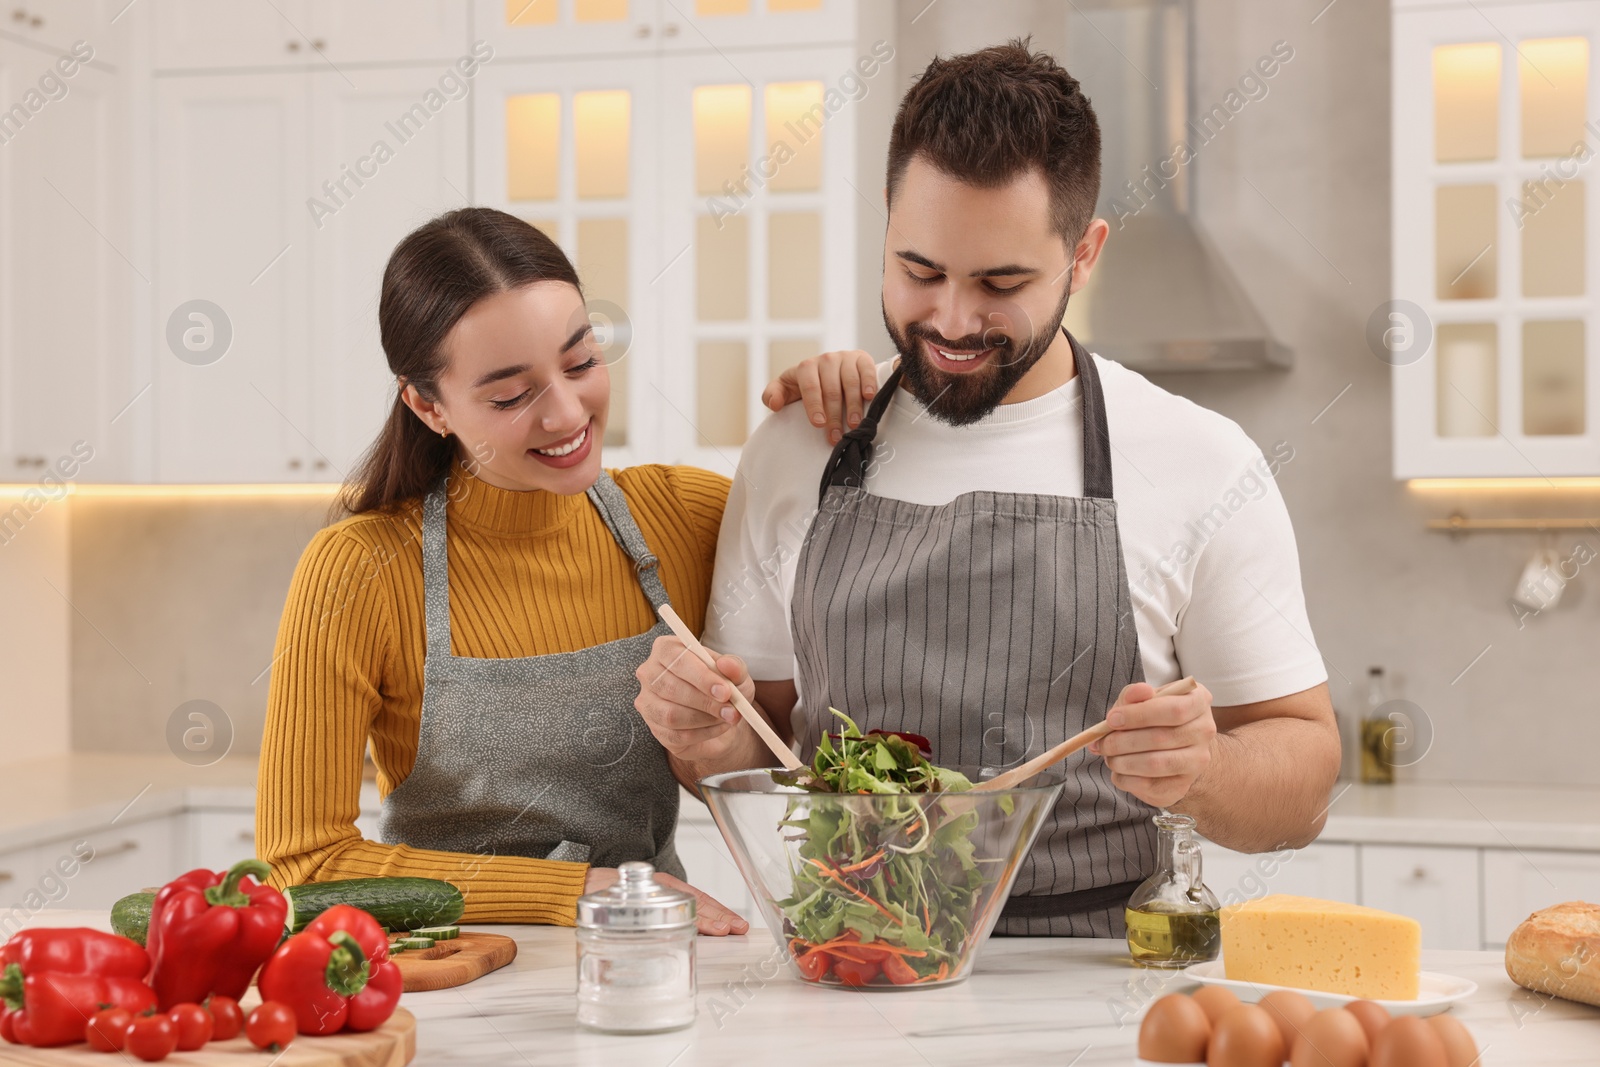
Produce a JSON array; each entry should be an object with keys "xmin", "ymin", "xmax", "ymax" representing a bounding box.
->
[
  {"xmin": 153, "ymin": 1, "xmax": 468, "ymax": 71},
  {"xmin": 187, "ymin": 805, "xmax": 383, "ymax": 872},
  {"xmin": 1483, "ymin": 847, "xmax": 1600, "ymax": 948},
  {"xmin": 0, "ymin": 843, "xmax": 43, "ymax": 926},
  {"xmin": 305, "ymin": 66, "xmax": 472, "ymax": 480},
  {"xmin": 0, "ymin": 47, "xmax": 136, "ymax": 481},
  {"xmin": 472, "ymin": 0, "xmax": 665, "ymax": 59},
  {"xmin": 154, "ymin": 72, "xmax": 311, "ymax": 482},
  {"xmin": 1392, "ymin": 0, "xmax": 1600, "ymax": 477},
  {"xmin": 1360, "ymin": 844, "xmax": 1482, "ymax": 951},
  {"xmin": 1200, "ymin": 841, "xmax": 1360, "ymax": 908},
  {"xmin": 69, "ymin": 818, "xmax": 180, "ymax": 908}
]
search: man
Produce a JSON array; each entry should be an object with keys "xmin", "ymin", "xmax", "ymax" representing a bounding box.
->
[{"xmin": 635, "ymin": 40, "xmax": 1339, "ymax": 936}]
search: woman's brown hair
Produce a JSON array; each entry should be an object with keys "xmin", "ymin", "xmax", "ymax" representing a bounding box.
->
[{"xmin": 336, "ymin": 207, "xmax": 583, "ymax": 518}]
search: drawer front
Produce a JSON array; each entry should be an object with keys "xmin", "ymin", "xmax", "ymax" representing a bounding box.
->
[
  {"xmin": 1483, "ymin": 848, "xmax": 1600, "ymax": 948},
  {"xmin": 36, "ymin": 819, "xmax": 180, "ymax": 910},
  {"xmin": 1201, "ymin": 842, "xmax": 1361, "ymax": 907},
  {"xmin": 1360, "ymin": 844, "xmax": 1481, "ymax": 951}
]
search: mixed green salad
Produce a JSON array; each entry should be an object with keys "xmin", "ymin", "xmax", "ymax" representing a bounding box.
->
[{"xmin": 769, "ymin": 710, "xmax": 1012, "ymax": 986}]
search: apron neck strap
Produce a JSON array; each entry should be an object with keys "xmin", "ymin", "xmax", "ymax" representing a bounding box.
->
[
  {"xmin": 585, "ymin": 471, "xmax": 672, "ymax": 611},
  {"xmin": 1068, "ymin": 329, "xmax": 1115, "ymax": 500},
  {"xmin": 420, "ymin": 480, "xmax": 454, "ymax": 659},
  {"xmin": 815, "ymin": 329, "xmax": 1115, "ymax": 505}
]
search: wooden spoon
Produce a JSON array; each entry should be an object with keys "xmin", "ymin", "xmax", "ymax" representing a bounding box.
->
[
  {"xmin": 969, "ymin": 676, "xmax": 1199, "ymax": 792},
  {"xmin": 655, "ymin": 605, "xmax": 804, "ymax": 771}
]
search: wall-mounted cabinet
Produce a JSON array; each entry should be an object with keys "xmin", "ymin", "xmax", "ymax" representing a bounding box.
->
[
  {"xmin": 2, "ymin": 0, "xmax": 866, "ymax": 484},
  {"xmin": 1393, "ymin": 0, "xmax": 1600, "ymax": 477}
]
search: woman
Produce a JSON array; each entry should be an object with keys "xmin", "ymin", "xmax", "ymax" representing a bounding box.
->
[{"xmin": 257, "ymin": 207, "xmax": 876, "ymax": 934}]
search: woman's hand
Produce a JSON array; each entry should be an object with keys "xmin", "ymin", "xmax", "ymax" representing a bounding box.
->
[
  {"xmin": 582, "ymin": 867, "xmax": 750, "ymax": 936},
  {"xmin": 761, "ymin": 349, "xmax": 880, "ymax": 444}
]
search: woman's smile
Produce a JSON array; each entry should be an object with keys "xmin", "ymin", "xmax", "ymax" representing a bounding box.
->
[{"xmin": 528, "ymin": 419, "xmax": 595, "ymax": 469}]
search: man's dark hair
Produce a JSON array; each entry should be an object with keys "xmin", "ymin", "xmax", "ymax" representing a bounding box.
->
[{"xmin": 886, "ymin": 37, "xmax": 1101, "ymax": 245}]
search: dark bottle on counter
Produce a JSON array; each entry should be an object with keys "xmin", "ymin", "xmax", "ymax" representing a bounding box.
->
[{"xmin": 1359, "ymin": 665, "xmax": 1395, "ymax": 785}]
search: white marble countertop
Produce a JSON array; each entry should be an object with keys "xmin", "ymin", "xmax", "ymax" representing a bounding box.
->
[
  {"xmin": 6, "ymin": 751, "xmax": 1600, "ymax": 854},
  {"xmin": 21, "ymin": 909, "xmax": 1588, "ymax": 1066}
]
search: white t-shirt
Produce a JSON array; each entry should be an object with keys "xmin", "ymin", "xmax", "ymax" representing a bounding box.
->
[{"xmin": 701, "ymin": 355, "xmax": 1328, "ymax": 710}]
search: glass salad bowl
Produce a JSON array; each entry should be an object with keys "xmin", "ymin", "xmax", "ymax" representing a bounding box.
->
[{"xmin": 699, "ymin": 765, "xmax": 1065, "ymax": 990}]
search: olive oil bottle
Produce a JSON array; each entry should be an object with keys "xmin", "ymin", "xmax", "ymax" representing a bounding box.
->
[{"xmin": 1124, "ymin": 813, "xmax": 1221, "ymax": 968}]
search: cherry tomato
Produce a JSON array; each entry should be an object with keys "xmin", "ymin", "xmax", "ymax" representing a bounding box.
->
[
  {"xmin": 246, "ymin": 1001, "xmax": 297, "ymax": 1052},
  {"xmin": 831, "ymin": 956, "xmax": 882, "ymax": 987},
  {"xmin": 124, "ymin": 1012, "xmax": 178, "ymax": 1062},
  {"xmin": 167, "ymin": 1003, "xmax": 213, "ymax": 1051},
  {"xmin": 881, "ymin": 954, "xmax": 920, "ymax": 985},
  {"xmin": 84, "ymin": 1006, "xmax": 132, "ymax": 1052},
  {"xmin": 206, "ymin": 995, "xmax": 244, "ymax": 1042},
  {"xmin": 795, "ymin": 950, "xmax": 830, "ymax": 982}
]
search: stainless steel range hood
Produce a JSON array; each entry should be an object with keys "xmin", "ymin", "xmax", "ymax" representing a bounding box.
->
[{"xmin": 1061, "ymin": 0, "xmax": 1290, "ymax": 372}]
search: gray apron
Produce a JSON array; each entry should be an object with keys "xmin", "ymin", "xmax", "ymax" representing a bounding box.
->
[
  {"xmin": 377, "ymin": 469, "xmax": 685, "ymax": 880},
  {"xmin": 790, "ymin": 329, "xmax": 1159, "ymax": 937}
]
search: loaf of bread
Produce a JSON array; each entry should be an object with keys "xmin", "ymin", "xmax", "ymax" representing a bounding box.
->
[{"xmin": 1504, "ymin": 900, "xmax": 1600, "ymax": 1007}]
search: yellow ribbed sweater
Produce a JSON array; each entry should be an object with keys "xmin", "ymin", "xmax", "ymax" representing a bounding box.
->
[{"xmin": 257, "ymin": 461, "xmax": 730, "ymax": 925}]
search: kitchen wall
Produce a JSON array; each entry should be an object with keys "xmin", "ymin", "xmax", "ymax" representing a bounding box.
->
[{"xmin": 53, "ymin": 0, "xmax": 1600, "ymax": 787}]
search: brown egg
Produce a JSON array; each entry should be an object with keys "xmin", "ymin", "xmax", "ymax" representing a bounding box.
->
[
  {"xmin": 1426, "ymin": 1013, "xmax": 1480, "ymax": 1067},
  {"xmin": 1259, "ymin": 989, "xmax": 1316, "ymax": 1049},
  {"xmin": 1344, "ymin": 999, "xmax": 1391, "ymax": 1047},
  {"xmin": 1207, "ymin": 1004, "xmax": 1286, "ymax": 1067},
  {"xmin": 1138, "ymin": 993, "xmax": 1212, "ymax": 1064},
  {"xmin": 1289, "ymin": 1007, "xmax": 1370, "ymax": 1067},
  {"xmin": 1371, "ymin": 1015, "xmax": 1447, "ymax": 1067},
  {"xmin": 1191, "ymin": 984, "xmax": 1243, "ymax": 1026}
]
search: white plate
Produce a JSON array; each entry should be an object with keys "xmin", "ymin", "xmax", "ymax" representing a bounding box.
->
[{"xmin": 1178, "ymin": 959, "xmax": 1477, "ymax": 1017}]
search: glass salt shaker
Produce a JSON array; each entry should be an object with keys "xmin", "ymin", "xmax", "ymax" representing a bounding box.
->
[
  {"xmin": 576, "ymin": 860, "xmax": 697, "ymax": 1033},
  {"xmin": 1124, "ymin": 813, "xmax": 1221, "ymax": 968}
]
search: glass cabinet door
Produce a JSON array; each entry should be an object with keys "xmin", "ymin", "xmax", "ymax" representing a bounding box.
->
[
  {"xmin": 1392, "ymin": 1, "xmax": 1600, "ymax": 477},
  {"xmin": 473, "ymin": 0, "xmax": 665, "ymax": 59},
  {"xmin": 472, "ymin": 58, "xmax": 662, "ymax": 467},
  {"xmin": 656, "ymin": 48, "xmax": 857, "ymax": 472}
]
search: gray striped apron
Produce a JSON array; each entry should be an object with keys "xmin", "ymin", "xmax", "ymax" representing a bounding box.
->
[
  {"xmin": 377, "ymin": 469, "xmax": 685, "ymax": 881},
  {"xmin": 789, "ymin": 329, "xmax": 1159, "ymax": 937}
]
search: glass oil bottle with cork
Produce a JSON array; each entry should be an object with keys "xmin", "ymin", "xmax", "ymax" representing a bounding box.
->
[
  {"xmin": 1359, "ymin": 665, "xmax": 1396, "ymax": 784},
  {"xmin": 1124, "ymin": 812, "xmax": 1221, "ymax": 967}
]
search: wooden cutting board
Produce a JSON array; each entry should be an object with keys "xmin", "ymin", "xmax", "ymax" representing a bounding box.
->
[
  {"xmin": 0, "ymin": 1007, "xmax": 415, "ymax": 1066},
  {"xmin": 391, "ymin": 932, "xmax": 517, "ymax": 991}
]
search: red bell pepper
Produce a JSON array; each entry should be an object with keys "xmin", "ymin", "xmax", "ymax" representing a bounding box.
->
[
  {"xmin": 258, "ymin": 904, "xmax": 401, "ymax": 1035},
  {"xmin": 0, "ymin": 928, "xmax": 154, "ymax": 1047},
  {"xmin": 146, "ymin": 858, "xmax": 288, "ymax": 1010},
  {"xmin": 1, "ymin": 928, "xmax": 149, "ymax": 982},
  {"xmin": 0, "ymin": 970, "xmax": 156, "ymax": 1047}
]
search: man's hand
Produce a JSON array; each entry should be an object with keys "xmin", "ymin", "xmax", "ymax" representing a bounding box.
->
[
  {"xmin": 634, "ymin": 635, "xmax": 765, "ymax": 769},
  {"xmin": 761, "ymin": 349, "xmax": 881, "ymax": 444},
  {"xmin": 1088, "ymin": 680, "xmax": 1217, "ymax": 809},
  {"xmin": 583, "ymin": 867, "xmax": 749, "ymax": 936}
]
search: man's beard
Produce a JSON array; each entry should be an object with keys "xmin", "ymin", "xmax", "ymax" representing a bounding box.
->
[{"xmin": 882, "ymin": 275, "xmax": 1074, "ymax": 427}]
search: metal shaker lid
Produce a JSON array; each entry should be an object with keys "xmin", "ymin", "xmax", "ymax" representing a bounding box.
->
[{"xmin": 576, "ymin": 861, "xmax": 697, "ymax": 931}]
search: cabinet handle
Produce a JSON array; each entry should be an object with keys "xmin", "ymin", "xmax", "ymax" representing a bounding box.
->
[
  {"xmin": 663, "ymin": 23, "xmax": 679, "ymax": 36},
  {"xmin": 27, "ymin": 13, "xmax": 37, "ymax": 26},
  {"xmin": 287, "ymin": 39, "xmax": 300, "ymax": 52},
  {"xmin": 313, "ymin": 458, "xmax": 328, "ymax": 471},
  {"xmin": 312, "ymin": 39, "xmax": 325, "ymax": 50},
  {"xmin": 1411, "ymin": 866, "xmax": 1428, "ymax": 880},
  {"xmin": 0, "ymin": 872, "xmax": 13, "ymax": 884},
  {"xmin": 94, "ymin": 840, "xmax": 140, "ymax": 859},
  {"xmin": 288, "ymin": 458, "xmax": 303, "ymax": 470},
  {"xmin": 236, "ymin": 829, "xmax": 256, "ymax": 842},
  {"xmin": 634, "ymin": 24, "xmax": 651, "ymax": 37},
  {"xmin": 10, "ymin": 10, "xmax": 24, "ymax": 24}
]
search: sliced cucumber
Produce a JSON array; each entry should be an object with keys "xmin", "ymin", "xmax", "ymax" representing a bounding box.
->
[
  {"xmin": 396, "ymin": 936, "xmax": 436, "ymax": 950},
  {"xmin": 413, "ymin": 925, "xmax": 460, "ymax": 941}
]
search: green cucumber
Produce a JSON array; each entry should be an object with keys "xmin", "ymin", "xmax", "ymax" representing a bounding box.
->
[
  {"xmin": 282, "ymin": 877, "xmax": 464, "ymax": 934},
  {"xmin": 396, "ymin": 936, "xmax": 435, "ymax": 950},
  {"xmin": 110, "ymin": 892, "xmax": 156, "ymax": 946},
  {"xmin": 413, "ymin": 925, "xmax": 459, "ymax": 940}
]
